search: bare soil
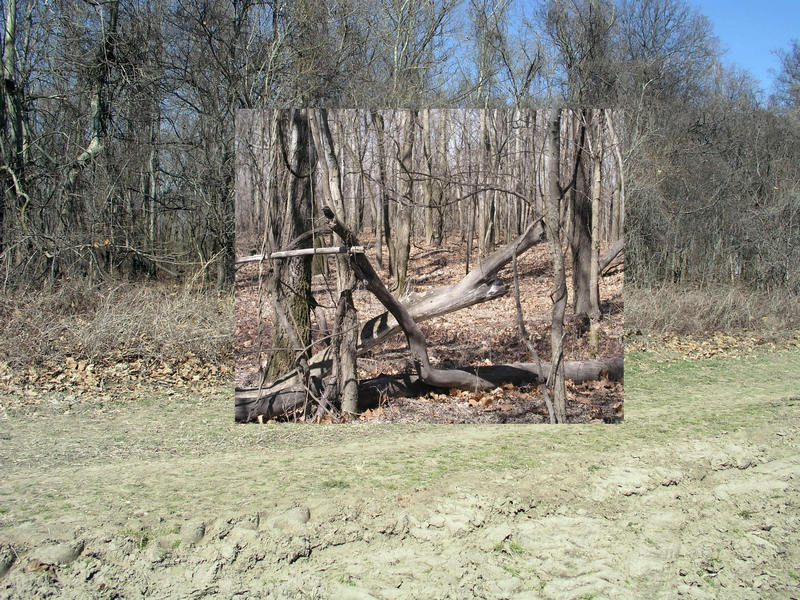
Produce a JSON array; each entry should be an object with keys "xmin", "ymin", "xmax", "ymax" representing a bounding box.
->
[
  {"xmin": 1, "ymin": 345, "xmax": 798, "ymax": 599},
  {"xmin": 235, "ymin": 235, "xmax": 624, "ymax": 423}
]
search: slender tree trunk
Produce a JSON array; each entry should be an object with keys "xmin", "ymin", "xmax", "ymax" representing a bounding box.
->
[
  {"xmin": 434, "ymin": 109, "xmax": 447, "ymax": 244},
  {"xmin": 65, "ymin": 0, "xmax": 119, "ymax": 193},
  {"xmin": 146, "ymin": 116, "xmax": 159, "ymax": 277},
  {"xmin": 544, "ymin": 109, "xmax": 567, "ymax": 424},
  {"xmin": 371, "ymin": 111, "xmax": 392, "ymax": 275},
  {"xmin": 422, "ymin": 109, "xmax": 435, "ymax": 245},
  {"xmin": 605, "ymin": 110, "xmax": 624, "ymax": 242},
  {"xmin": 372, "ymin": 180, "xmax": 383, "ymax": 267},
  {"xmin": 588, "ymin": 109, "xmax": 603, "ymax": 356},
  {"xmin": 513, "ymin": 108, "xmax": 523, "ymax": 237},
  {"xmin": 1, "ymin": 0, "xmax": 20, "ymax": 251},
  {"xmin": 2, "ymin": 0, "xmax": 23, "ymax": 184},
  {"xmin": 570, "ymin": 110, "xmax": 592, "ymax": 317},
  {"xmin": 478, "ymin": 109, "xmax": 493, "ymax": 259},
  {"xmin": 308, "ymin": 108, "xmax": 358, "ymax": 413},
  {"xmin": 393, "ymin": 109, "xmax": 415, "ymax": 294},
  {"xmin": 492, "ymin": 109, "xmax": 505, "ymax": 244},
  {"xmin": 466, "ymin": 197, "xmax": 476, "ymax": 274}
]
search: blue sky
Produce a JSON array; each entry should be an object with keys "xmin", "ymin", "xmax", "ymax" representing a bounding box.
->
[{"xmin": 690, "ymin": 0, "xmax": 799, "ymax": 95}]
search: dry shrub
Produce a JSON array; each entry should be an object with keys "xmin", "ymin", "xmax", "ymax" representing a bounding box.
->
[
  {"xmin": 0, "ymin": 279, "xmax": 233, "ymax": 369},
  {"xmin": 625, "ymin": 284, "xmax": 800, "ymax": 336}
]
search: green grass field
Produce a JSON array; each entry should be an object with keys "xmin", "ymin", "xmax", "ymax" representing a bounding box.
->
[{"xmin": 1, "ymin": 347, "xmax": 798, "ymax": 599}]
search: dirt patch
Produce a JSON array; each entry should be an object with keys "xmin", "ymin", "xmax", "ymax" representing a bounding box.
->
[{"xmin": 1, "ymin": 347, "xmax": 798, "ymax": 598}]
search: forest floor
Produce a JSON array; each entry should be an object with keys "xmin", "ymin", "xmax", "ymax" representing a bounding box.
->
[
  {"xmin": 1, "ymin": 343, "xmax": 798, "ymax": 599},
  {"xmin": 235, "ymin": 234, "xmax": 624, "ymax": 423}
]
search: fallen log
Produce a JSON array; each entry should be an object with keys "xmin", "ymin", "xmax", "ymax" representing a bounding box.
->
[
  {"xmin": 235, "ymin": 254, "xmax": 268, "ymax": 266},
  {"xmin": 270, "ymin": 246, "xmax": 364, "ymax": 259},
  {"xmin": 356, "ymin": 217, "xmax": 545, "ymax": 352},
  {"xmin": 360, "ymin": 356, "xmax": 623, "ymax": 403},
  {"xmin": 235, "ymin": 357, "xmax": 623, "ymax": 422},
  {"xmin": 600, "ymin": 237, "xmax": 624, "ymax": 274}
]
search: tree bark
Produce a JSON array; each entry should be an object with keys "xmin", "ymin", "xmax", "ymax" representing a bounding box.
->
[
  {"xmin": 335, "ymin": 286, "xmax": 359, "ymax": 414},
  {"xmin": 434, "ymin": 109, "xmax": 447, "ymax": 245},
  {"xmin": 570, "ymin": 110, "xmax": 592, "ymax": 317},
  {"xmin": 423, "ymin": 108, "xmax": 435, "ymax": 245},
  {"xmin": 264, "ymin": 109, "xmax": 313, "ymax": 382},
  {"xmin": 604, "ymin": 110, "xmax": 624, "ymax": 242},
  {"xmin": 478, "ymin": 109, "xmax": 494, "ymax": 259},
  {"xmin": 371, "ymin": 111, "xmax": 392, "ymax": 274},
  {"xmin": 2, "ymin": 0, "xmax": 25, "ymax": 240}
]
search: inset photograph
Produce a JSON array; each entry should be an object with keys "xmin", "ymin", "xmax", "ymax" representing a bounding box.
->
[{"xmin": 235, "ymin": 109, "xmax": 623, "ymax": 423}]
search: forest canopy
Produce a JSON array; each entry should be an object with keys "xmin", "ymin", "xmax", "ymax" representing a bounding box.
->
[{"xmin": 0, "ymin": 0, "xmax": 797, "ymax": 294}]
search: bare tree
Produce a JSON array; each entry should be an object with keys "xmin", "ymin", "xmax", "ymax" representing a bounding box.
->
[{"xmin": 774, "ymin": 39, "xmax": 800, "ymax": 108}]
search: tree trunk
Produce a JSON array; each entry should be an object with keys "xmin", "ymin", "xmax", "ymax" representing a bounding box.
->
[
  {"xmin": 371, "ymin": 111, "xmax": 392, "ymax": 275},
  {"xmin": 360, "ymin": 357, "xmax": 623, "ymax": 398},
  {"xmin": 392, "ymin": 109, "xmax": 415, "ymax": 294},
  {"xmin": 605, "ymin": 110, "xmax": 624, "ymax": 242},
  {"xmin": 434, "ymin": 109, "xmax": 447, "ymax": 245},
  {"xmin": 264, "ymin": 109, "xmax": 313, "ymax": 381},
  {"xmin": 308, "ymin": 108, "xmax": 358, "ymax": 413},
  {"xmin": 1, "ymin": 0, "xmax": 24, "ymax": 250},
  {"xmin": 478, "ymin": 109, "xmax": 493, "ymax": 259},
  {"xmin": 65, "ymin": 0, "xmax": 119, "ymax": 192},
  {"xmin": 544, "ymin": 108, "xmax": 568, "ymax": 424},
  {"xmin": 423, "ymin": 108, "xmax": 435, "ymax": 245},
  {"xmin": 335, "ymin": 287, "xmax": 359, "ymax": 414},
  {"xmin": 237, "ymin": 357, "xmax": 623, "ymax": 422},
  {"xmin": 570, "ymin": 110, "xmax": 592, "ymax": 317},
  {"xmin": 588, "ymin": 109, "xmax": 603, "ymax": 356}
]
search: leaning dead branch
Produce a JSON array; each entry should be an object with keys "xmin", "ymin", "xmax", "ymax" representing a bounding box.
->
[{"xmin": 323, "ymin": 205, "xmax": 496, "ymax": 392}]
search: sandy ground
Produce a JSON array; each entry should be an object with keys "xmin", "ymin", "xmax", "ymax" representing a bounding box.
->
[{"xmin": 1, "ymin": 345, "xmax": 798, "ymax": 598}]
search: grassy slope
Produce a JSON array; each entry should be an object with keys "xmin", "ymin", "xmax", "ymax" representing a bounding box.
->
[{"xmin": 1, "ymin": 347, "xmax": 798, "ymax": 597}]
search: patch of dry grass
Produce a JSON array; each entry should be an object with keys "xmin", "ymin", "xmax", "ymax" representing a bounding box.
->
[
  {"xmin": 625, "ymin": 283, "xmax": 800, "ymax": 336},
  {"xmin": 0, "ymin": 279, "xmax": 234, "ymax": 369}
]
